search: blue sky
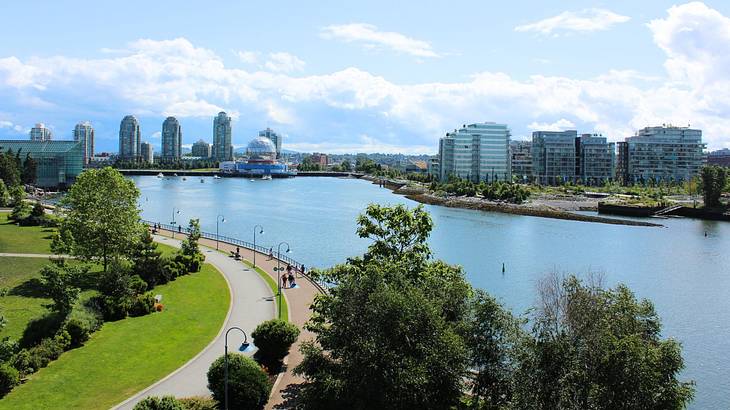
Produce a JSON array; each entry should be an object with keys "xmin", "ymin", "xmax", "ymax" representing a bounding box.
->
[{"xmin": 1, "ymin": 0, "xmax": 730, "ymax": 153}]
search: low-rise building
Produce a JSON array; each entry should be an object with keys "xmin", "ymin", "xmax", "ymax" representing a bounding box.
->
[
  {"xmin": 708, "ymin": 148, "xmax": 730, "ymax": 167},
  {"xmin": 0, "ymin": 140, "xmax": 83, "ymax": 188},
  {"xmin": 191, "ymin": 139, "xmax": 212, "ymax": 158},
  {"xmin": 427, "ymin": 156, "xmax": 440, "ymax": 179},
  {"xmin": 310, "ymin": 152, "xmax": 328, "ymax": 167},
  {"xmin": 617, "ymin": 125, "xmax": 705, "ymax": 184}
]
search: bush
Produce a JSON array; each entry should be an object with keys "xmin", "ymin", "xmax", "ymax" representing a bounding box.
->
[
  {"xmin": 178, "ymin": 396, "xmax": 218, "ymax": 410},
  {"xmin": 11, "ymin": 349, "xmax": 38, "ymax": 376},
  {"xmin": 30, "ymin": 337, "xmax": 65, "ymax": 363},
  {"xmin": 251, "ymin": 319, "xmax": 300, "ymax": 370},
  {"xmin": 0, "ymin": 337, "xmax": 18, "ymax": 363},
  {"xmin": 64, "ymin": 318, "xmax": 91, "ymax": 347},
  {"xmin": 0, "ymin": 364, "xmax": 19, "ymax": 397},
  {"xmin": 133, "ymin": 395, "xmax": 184, "ymax": 410},
  {"xmin": 129, "ymin": 292, "xmax": 156, "ymax": 317},
  {"xmin": 207, "ymin": 354, "xmax": 271, "ymax": 410}
]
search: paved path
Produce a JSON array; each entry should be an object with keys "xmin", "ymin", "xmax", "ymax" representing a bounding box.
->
[{"xmin": 113, "ymin": 234, "xmax": 276, "ymax": 409}]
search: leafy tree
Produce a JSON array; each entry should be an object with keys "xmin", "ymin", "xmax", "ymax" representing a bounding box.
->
[
  {"xmin": 341, "ymin": 159, "xmax": 352, "ymax": 171},
  {"xmin": 8, "ymin": 186, "xmax": 29, "ymax": 222},
  {"xmin": 132, "ymin": 396, "xmax": 183, "ymax": 410},
  {"xmin": 701, "ymin": 165, "xmax": 727, "ymax": 208},
  {"xmin": 0, "ymin": 150, "xmax": 21, "ymax": 188},
  {"xmin": 55, "ymin": 167, "xmax": 143, "ymax": 271},
  {"xmin": 295, "ymin": 204, "xmax": 470, "ymax": 409},
  {"xmin": 0, "ymin": 364, "xmax": 19, "ymax": 397},
  {"xmin": 0, "ymin": 179, "xmax": 10, "ymax": 207},
  {"xmin": 511, "ymin": 273, "xmax": 695, "ymax": 410},
  {"xmin": 207, "ymin": 353, "xmax": 271, "ymax": 410},
  {"xmin": 251, "ymin": 319, "xmax": 300, "ymax": 369},
  {"xmin": 178, "ymin": 218, "xmax": 204, "ymax": 273},
  {"xmin": 21, "ymin": 153, "xmax": 37, "ymax": 185},
  {"xmin": 40, "ymin": 263, "xmax": 85, "ymax": 316}
]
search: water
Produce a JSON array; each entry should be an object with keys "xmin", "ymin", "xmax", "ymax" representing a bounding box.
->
[{"xmin": 133, "ymin": 176, "xmax": 730, "ymax": 409}]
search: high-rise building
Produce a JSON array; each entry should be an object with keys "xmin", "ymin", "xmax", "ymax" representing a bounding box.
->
[
  {"xmin": 212, "ymin": 112, "xmax": 232, "ymax": 161},
  {"xmin": 29, "ymin": 123, "xmax": 53, "ymax": 142},
  {"xmin": 438, "ymin": 122, "xmax": 511, "ymax": 182},
  {"xmin": 509, "ymin": 140, "xmax": 532, "ymax": 183},
  {"xmin": 576, "ymin": 134, "xmax": 615, "ymax": 185},
  {"xmin": 0, "ymin": 140, "xmax": 82, "ymax": 188},
  {"xmin": 191, "ymin": 139, "xmax": 212, "ymax": 158},
  {"xmin": 531, "ymin": 130, "xmax": 577, "ymax": 185},
  {"xmin": 161, "ymin": 116, "xmax": 182, "ymax": 160},
  {"xmin": 73, "ymin": 121, "xmax": 94, "ymax": 166},
  {"xmin": 119, "ymin": 115, "xmax": 141, "ymax": 161},
  {"xmin": 616, "ymin": 125, "xmax": 705, "ymax": 184},
  {"xmin": 259, "ymin": 128, "xmax": 281, "ymax": 157},
  {"xmin": 140, "ymin": 142, "xmax": 154, "ymax": 164},
  {"xmin": 427, "ymin": 156, "xmax": 440, "ymax": 179}
]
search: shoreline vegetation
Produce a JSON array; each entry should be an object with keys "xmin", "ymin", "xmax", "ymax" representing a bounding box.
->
[{"xmin": 360, "ymin": 175, "xmax": 664, "ymax": 227}]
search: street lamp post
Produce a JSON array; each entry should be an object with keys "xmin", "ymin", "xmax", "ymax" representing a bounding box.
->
[
  {"xmin": 224, "ymin": 327, "xmax": 251, "ymax": 410},
  {"xmin": 171, "ymin": 208, "xmax": 181, "ymax": 238},
  {"xmin": 275, "ymin": 241, "xmax": 290, "ymax": 319},
  {"xmin": 216, "ymin": 214, "xmax": 225, "ymax": 250},
  {"xmin": 253, "ymin": 225, "xmax": 264, "ymax": 269}
]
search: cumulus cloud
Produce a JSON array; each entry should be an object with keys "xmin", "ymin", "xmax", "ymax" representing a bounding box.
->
[
  {"xmin": 320, "ymin": 23, "xmax": 441, "ymax": 58},
  {"xmin": 527, "ymin": 119, "xmax": 576, "ymax": 131},
  {"xmin": 515, "ymin": 8, "xmax": 630, "ymax": 36},
  {"xmin": 264, "ymin": 52, "xmax": 306, "ymax": 73},
  {"xmin": 235, "ymin": 50, "xmax": 259, "ymax": 65},
  {"xmin": 0, "ymin": 119, "xmax": 28, "ymax": 134}
]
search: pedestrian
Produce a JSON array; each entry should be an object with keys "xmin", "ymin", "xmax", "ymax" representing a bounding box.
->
[
  {"xmin": 281, "ymin": 273, "xmax": 288, "ymax": 288},
  {"xmin": 300, "ymin": 264, "xmax": 306, "ymax": 277},
  {"xmin": 178, "ymin": 225, "xmax": 182, "ymax": 233},
  {"xmin": 269, "ymin": 247, "xmax": 273, "ymax": 259},
  {"xmin": 288, "ymin": 271, "xmax": 296, "ymax": 288},
  {"xmin": 236, "ymin": 246, "xmax": 240, "ymax": 258}
]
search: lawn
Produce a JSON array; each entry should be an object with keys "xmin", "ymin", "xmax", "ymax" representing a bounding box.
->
[
  {"xmin": 0, "ymin": 257, "xmax": 53, "ymax": 340},
  {"xmin": 0, "ymin": 262, "xmax": 229, "ymax": 410},
  {"xmin": 0, "ymin": 213, "xmax": 54, "ymax": 254}
]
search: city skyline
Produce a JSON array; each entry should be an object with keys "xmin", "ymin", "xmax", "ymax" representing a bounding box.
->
[{"xmin": 1, "ymin": 1, "xmax": 730, "ymax": 153}]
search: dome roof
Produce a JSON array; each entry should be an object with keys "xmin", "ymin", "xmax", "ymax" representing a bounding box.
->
[{"xmin": 246, "ymin": 137, "xmax": 276, "ymax": 158}]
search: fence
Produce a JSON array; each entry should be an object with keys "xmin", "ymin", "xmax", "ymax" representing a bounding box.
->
[{"xmin": 142, "ymin": 219, "xmax": 327, "ymax": 293}]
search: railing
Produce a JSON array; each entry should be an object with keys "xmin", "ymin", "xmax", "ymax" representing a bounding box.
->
[{"xmin": 142, "ymin": 219, "xmax": 327, "ymax": 293}]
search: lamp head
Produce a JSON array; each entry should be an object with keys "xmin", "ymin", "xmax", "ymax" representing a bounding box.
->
[
  {"xmin": 286, "ymin": 247, "xmax": 291, "ymax": 253},
  {"xmin": 222, "ymin": 217, "xmax": 226, "ymax": 223},
  {"xmin": 239, "ymin": 341, "xmax": 251, "ymax": 352},
  {"xmin": 259, "ymin": 229, "xmax": 264, "ymax": 234}
]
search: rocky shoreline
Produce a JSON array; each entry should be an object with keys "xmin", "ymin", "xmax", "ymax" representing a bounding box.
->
[{"xmin": 361, "ymin": 176, "xmax": 662, "ymax": 227}]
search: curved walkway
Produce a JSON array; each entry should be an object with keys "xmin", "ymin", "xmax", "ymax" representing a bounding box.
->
[{"xmin": 113, "ymin": 234, "xmax": 276, "ymax": 409}]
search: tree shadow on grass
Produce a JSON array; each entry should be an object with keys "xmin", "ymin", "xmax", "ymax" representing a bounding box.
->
[
  {"xmin": 20, "ymin": 312, "xmax": 64, "ymax": 348},
  {"xmin": 9, "ymin": 278, "xmax": 47, "ymax": 298}
]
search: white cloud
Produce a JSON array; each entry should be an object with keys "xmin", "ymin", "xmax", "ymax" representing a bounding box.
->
[
  {"xmin": 527, "ymin": 119, "xmax": 576, "ymax": 131},
  {"xmin": 320, "ymin": 23, "xmax": 441, "ymax": 58},
  {"xmin": 235, "ymin": 50, "xmax": 259, "ymax": 65},
  {"xmin": 150, "ymin": 131, "xmax": 161, "ymax": 139},
  {"xmin": 0, "ymin": 119, "xmax": 27, "ymax": 134},
  {"xmin": 515, "ymin": 8, "xmax": 630, "ymax": 36},
  {"xmin": 264, "ymin": 52, "xmax": 306, "ymax": 73}
]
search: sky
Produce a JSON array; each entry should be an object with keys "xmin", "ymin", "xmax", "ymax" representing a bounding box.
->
[{"xmin": 1, "ymin": 0, "xmax": 730, "ymax": 154}]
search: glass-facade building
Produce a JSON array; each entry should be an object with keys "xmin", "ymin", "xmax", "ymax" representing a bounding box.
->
[
  {"xmin": 438, "ymin": 122, "xmax": 511, "ymax": 182},
  {"xmin": 576, "ymin": 134, "xmax": 615, "ymax": 185},
  {"xmin": 617, "ymin": 126, "xmax": 705, "ymax": 184},
  {"xmin": 532, "ymin": 130, "xmax": 577, "ymax": 185},
  {"xmin": 161, "ymin": 116, "xmax": 182, "ymax": 160},
  {"xmin": 119, "ymin": 115, "xmax": 141, "ymax": 161},
  {"xmin": 509, "ymin": 140, "xmax": 532, "ymax": 182},
  {"xmin": 258, "ymin": 127, "xmax": 281, "ymax": 158},
  {"xmin": 73, "ymin": 121, "xmax": 94, "ymax": 165},
  {"xmin": 29, "ymin": 123, "xmax": 53, "ymax": 142},
  {"xmin": 213, "ymin": 112, "xmax": 232, "ymax": 161},
  {"xmin": 191, "ymin": 139, "xmax": 211, "ymax": 158},
  {"xmin": 140, "ymin": 142, "xmax": 154, "ymax": 163},
  {"xmin": 0, "ymin": 140, "xmax": 83, "ymax": 188}
]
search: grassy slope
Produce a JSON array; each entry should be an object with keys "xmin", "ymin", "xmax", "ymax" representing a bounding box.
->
[
  {"xmin": 0, "ymin": 257, "xmax": 52, "ymax": 339},
  {"xmin": 0, "ymin": 262, "xmax": 229, "ymax": 410},
  {"xmin": 0, "ymin": 213, "xmax": 54, "ymax": 254}
]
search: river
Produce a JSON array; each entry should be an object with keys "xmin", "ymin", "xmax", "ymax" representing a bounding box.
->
[{"xmin": 132, "ymin": 175, "xmax": 730, "ymax": 409}]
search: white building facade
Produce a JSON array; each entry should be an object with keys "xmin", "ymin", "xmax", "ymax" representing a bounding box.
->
[{"xmin": 438, "ymin": 123, "xmax": 511, "ymax": 182}]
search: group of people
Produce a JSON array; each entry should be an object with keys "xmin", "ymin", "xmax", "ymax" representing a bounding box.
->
[{"xmin": 281, "ymin": 264, "xmax": 297, "ymax": 289}]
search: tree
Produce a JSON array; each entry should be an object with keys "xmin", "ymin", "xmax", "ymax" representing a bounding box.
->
[
  {"xmin": 132, "ymin": 396, "xmax": 183, "ymax": 410},
  {"xmin": 341, "ymin": 159, "xmax": 352, "ymax": 172},
  {"xmin": 701, "ymin": 165, "xmax": 727, "ymax": 208},
  {"xmin": 511, "ymin": 273, "xmax": 695, "ymax": 410},
  {"xmin": 0, "ymin": 179, "xmax": 10, "ymax": 207},
  {"xmin": 251, "ymin": 319, "xmax": 300, "ymax": 369},
  {"xmin": 0, "ymin": 150, "xmax": 21, "ymax": 188},
  {"xmin": 0, "ymin": 364, "xmax": 19, "ymax": 398},
  {"xmin": 131, "ymin": 229, "xmax": 165, "ymax": 288},
  {"xmin": 178, "ymin": 218, "xmax": 204, "ymax": 273},
  {"xmin": 295, "ymin": 204, "xmax": 471, "ymax": 409},
  {"xmin": 40, "ymin": 263, "xmax": 84, "ymax": 316},
  {"xmin": 55, "ymin": 167, "xmax": 143, "ymax": 271},
  {"xmin": 21, "ymin": 153, "xmax": 37, "ymax": 185},
  {"xmin": 207, "ymin": 354, "xmax": 271, "ymax": 410}
]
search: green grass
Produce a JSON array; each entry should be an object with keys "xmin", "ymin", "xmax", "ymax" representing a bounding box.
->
[
  {"xmin": 0, "ymin": 257, "xmax": 53, "ymax": 340},
  {"xmin": 0, "ymin": 262, "xmax": 229, "ymax": 410},
  {"xmin": 242, "ymin": 259, "xmax": 288, "ymax": 322},
  {"xmin": 0, "ymin": 213, "xmax": 54, "ymax": 254}
]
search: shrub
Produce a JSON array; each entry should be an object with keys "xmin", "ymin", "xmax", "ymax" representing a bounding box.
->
[
  {"xmin": 31, "ymin": 337, "xmax": 65, "ymax": 363},
  {"xmin": 251, "ymin": 319, "xmax": 300, "ymax": 370},
  {"xmin": 54, "ymin": 329, "xmax": 72, "ymax": 351},
  {"xmin": 0, "ymin": 364, "xmax": 19, "ymax": 397},
  {"xmin": 11, "ymin": 349, "xmax": 37, "ymax": 376},
  {"xmin": 0, "ymin": 337, "xmax": 18, "ymax": 363},
  {"xmin": 207, "ymin": 354, "xmax": 271, "ymax": 410},
  {"xmin": 64, "ymin": 318, "xmax": 91, "ymax": 347},
  {"xmin": 129, "ymin": 275, "xmax": 148, "ymax": 296},
  {"xmin": 178, "ymin": 396, "xmax": 218, "ymax": 410},
  {"xmin": 129, "ymin": 292, "xmax": 156, "ymax": 317},
  {"xmin": 133, "ymin": 395, "xmax": 184, "ymax": 410}
]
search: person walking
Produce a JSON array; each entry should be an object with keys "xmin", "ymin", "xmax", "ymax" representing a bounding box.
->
[
  {"xmin": 288, "ymin": 270, "xmax": 296, "ymax": 288},
  {"xmin": 300, "ymin": 264, "xmax": 306, "ymax": 278},
  {"xmin": 281, "ymin": 272, "xmax": 288, "ymax": 289},
  {"xmin": 268, "ymin": 247, "xmax": 274, "ymax": 260}
]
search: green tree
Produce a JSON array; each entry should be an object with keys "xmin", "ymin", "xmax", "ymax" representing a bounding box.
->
[
  {"xmin": 54, "ymin": 167, "xmax": 142, "ymax": 271},
  {"xmin": 341, "ymin": 159, "xmax": 352, "ymax": 171},
  {"xmin": 40, "ymin": 263, "xmax": 84, "ymax": 316},
  {"xmin": 131, "ymin": 229, "xmax": 165, "ymax": 288},
  {"xmin": 21, "ymin": 153, "xmax": 37, "ymax": 185},
  {"xmin": 295, "ymin": 204, "xmax": 471, "ymax": 409},
  {"xmin": 701, "ymin": 165, "xmax": 727, "ymax": 208},
  {"xmin": 178, "ymin": 218, "xmax": 204, "ymax": 273},
  {"xmin": 251, "ymin": 319, "xmax": 300, "ymax": 369},
  {"xmin": 207, "ymin": 354, "xmax": 271, "ymax": 410},
  {"xmin": 0, "ymin": 179, "xmax": 10, "ymax": 207},
  {"xmin": 132, "ymin": 396, "xmax": 183, "ymax": 410},
  {"xmin": 511, "ymin": 273, "xmax": 695, "ymax": 410},
  {"xmin": 0, "ymin": 150, "xmax": 21, "ymax": 188}
]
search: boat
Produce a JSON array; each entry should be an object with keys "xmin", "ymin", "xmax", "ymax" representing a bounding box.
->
[
  {"xmin": 249, "ymin": 179, "xmax": 255, "ymax": 182},
  {"xmin": 262, "ymin": 174, "xmax": 272, "ymax": 180},
  {"xmin": 174, "ymin": 173, "xmax": 178, "ymax": 177},
  {"xmin": 213, "ymin": 175, "xmax": 221, "ymax": 179},
  {"xmin": 200, "ymin": 178, "xmax": 205, "ymax": 183},
  {"xmin": 157, "ymin": 173, "xmax": 164, "ymax": 178}
]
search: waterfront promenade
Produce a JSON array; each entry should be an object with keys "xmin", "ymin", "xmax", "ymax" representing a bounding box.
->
[{"xmin": 120, "ymin": 226, "xmax": 321, "ymax": 409}]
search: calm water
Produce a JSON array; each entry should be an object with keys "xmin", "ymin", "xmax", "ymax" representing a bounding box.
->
[{"xmin": 133, "ymin": 176, "xmax": 730, "ymax": 409}]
